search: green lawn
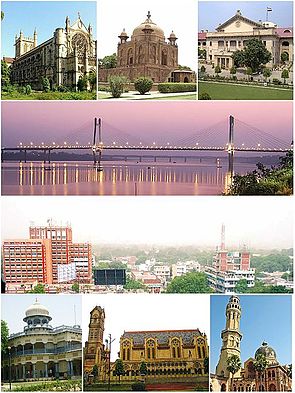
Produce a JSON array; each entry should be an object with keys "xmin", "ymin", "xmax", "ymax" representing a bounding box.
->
[
  {"xmin": 2, "ymin": 91, "xmax": 96, "ymax": 100},
  {"xmin": 198, "ymin": 81, "xmax": 293, "ymax": 100},
  {"xmin": 148, "ymin": 94, "xmax": 197, "ymax": 100}
]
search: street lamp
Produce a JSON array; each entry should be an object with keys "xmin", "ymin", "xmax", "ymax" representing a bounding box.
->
[
  {"xmin": 8, "ymin": 345, "xmax": 11, "ymax": 391},
  {"xmin": 105, "ymin": 334, "xmax": 115, "ymax": 391}
]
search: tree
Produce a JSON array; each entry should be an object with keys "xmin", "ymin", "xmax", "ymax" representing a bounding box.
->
[
  {"xmin": 214, "ymin": 65, "xmax": 221, "ymax": 77},
  {"xmin": 281, "ymin": 52, "xmax": 289, "ymax": 63},
  {"xmin": 287, "ymin": 364, "xmax": 292, "ymax": 379},
  {"xmin": 28, "ymin": 283, "xmax": 45, "ymax": 293},
  {"xmin": 232, "ymin": 39, "xmax": 271, "ymax": 72},
  {"xmin": 232, "ymin": 50, "xmax": 245, "ymax": 67},
  {"xmin": 200, "ymin": 65, "xmax": 206, "ymax": 73},
  {"xmin": 1, "ymin": 11, "xmax": 4, "ymax": 20},
  {"xmin": 77, "ymin": 76, "xmax": 88, "ymax": 91},
  {"xmin": 235, "ymin": 279, "xmax": 248, "ymax": 293},
  {"xmin": 124, "ymin": 276, "xmax": 146, "ymax": 291},
  {"xmin": 227, "ymin": 150, "xmax": 293, "ymax": 196},
  {"xmin": 99, "ymin": 53, "xmax": 117, "ymax": 69},
  {"xmin": 166, "ymin": 272, "xmax": 213, "ymax": 293},
  {"xmin": 139, "ymin": 361, "xmax": 148, "ymax": 376},
  {"xmin": 230, "ymin": 66, "xmax": 237, "ymax": 77},
  {"xmin": 109, "ymin": 75, "xmax": 128, "ymax": 98},
  {"xmin": 227, "ymin": 355, "xmax": 241, "ymax": 391},
  {"xmin": 92, "ymin": 364, "xmax": 99, "ymax": 382},
  {"xmin": 71, "ymin": 282, "xmax": 80, "ymax": 293},
  {"xmin": 253, "ymin": 353, "xmax": 268, "ymax": 391},
  {"xmin": 41, "ymin": 77, "xmax": 50, "ymax": 92},
  {"xmin": 134, "ymin": 77, "xmax": 153, "ymax": 95},
  {"xmin": 262, "ymin": 67, "xmax": 271, "ymax": 82},
  {"xmin": 246, "ymin": 67, "xmax": 252, "ymax": 81},
  {"xmin": 1, "ymin": 60, "xmax": 10, "ymax": 88},
  {"xmin": 114, "ymin": 359, "xmax": 124, "ymax": 383},
  {"xmin": 88, "ymin": 72, "xmax": 97, "ymax": 92},
  {"xmin": 1, "ymin": 320, "xmax": 9, "ymax": 356},
  {"xmin": 281, "ymin": 69, "xmax": 289, "ymax": 84},
  {"xmin": 199, "ymin": 92, "xmax": 211, "ymax": 100}
]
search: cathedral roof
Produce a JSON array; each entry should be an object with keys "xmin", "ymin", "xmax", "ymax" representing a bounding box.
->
[
  {"xmin": 132, "ymin": 12, "xmax": 165, "ymax": 41},
  {"xmin": 122, "ymin": 329, "xmax": 204, "ymax": 345}
]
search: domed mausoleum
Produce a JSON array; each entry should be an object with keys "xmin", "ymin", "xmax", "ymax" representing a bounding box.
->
[
  {"xmin": 2, "ymin": 299, "xmax": 82, "ymax": 382},
  {"xmin": 99, "ymin": 12, "xmax": 195, "ymax": 84}
]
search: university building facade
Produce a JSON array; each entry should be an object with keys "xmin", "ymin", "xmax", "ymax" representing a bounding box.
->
[
  {"xmin": 8, "ymin": 14, "xmax": 96, "ymax": 89},
  {"xmin": 2, "ymin": 300, "xmax": 82, "ymax": 382},
  {"xmin": 84, "ymin": 306, "xmax": 209, "ymax": 386},
  {"xmin": 198, "ymin": 10, "xmax": 293, "ymax": 69}
]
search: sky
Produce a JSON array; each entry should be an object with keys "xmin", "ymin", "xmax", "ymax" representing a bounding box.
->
[
  {"xmin": 1, "ymin": 294, "xmax": 82, "ymax": 334},
  {"xmin": 98, "ymin": 0, "xmax": 197, "ymax": 70},
  {"xmin": 199, "ymin": 1, "xmax": 293, "ymax": 31},
  {"xmin": 82, "ymin": 294, "xmax": 210, "ymax": 361},
  {"xmin": 1, "ymin": 101, "xmax": 292, "ymax": 146},
  {"xmin": 1, "ymin": 1, "xmax": 97, "ymax": 58},
  {"xmin": 1, "ymin": 196, "xmax": 293, "ymax": 249},
  {"xmin": 210, "ymin": 295, "xmax": 292, "ymax": 372}
]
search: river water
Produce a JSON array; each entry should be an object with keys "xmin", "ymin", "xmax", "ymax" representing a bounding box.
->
[{"xmin": 1, "ymin": 159, "xmax": 259, "ymax": 196}]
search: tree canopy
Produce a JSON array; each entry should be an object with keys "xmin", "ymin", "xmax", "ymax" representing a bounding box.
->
[
  {"xmin": 1, "ymin": 320, "xmax": 9, "ymax": 355},
  {"xmin": 232, "ymin": 39, "xmax": 272, "ymax": 72},
  {"xmin": 166, "ymin": 272, "xmax": 213, "ymax": 293},
  {"xmin": 98, "ymin": 53, "xmax": 117, "ymax": 69},
  {"xmin": 227, "ymin": 151, "xmax": 293, "ymax": 195}
]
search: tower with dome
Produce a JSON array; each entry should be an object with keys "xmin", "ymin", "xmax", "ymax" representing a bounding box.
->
[{"xmin": 2, "ymin": 299, "xmax": 82, "ymax": 383}]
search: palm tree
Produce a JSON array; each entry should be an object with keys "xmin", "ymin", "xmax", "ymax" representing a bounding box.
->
[
  {"xmin": 227, "ymin": 355, "xmax": 241, "ymax": 391},
  {"xmin": 253, "ymin": 354, "xmax": 268, "ymax": 391}
]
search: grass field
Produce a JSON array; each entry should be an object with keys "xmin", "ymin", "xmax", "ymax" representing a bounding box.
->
[
  {"xmin": 198, "ymin": 81, "xmax": 293, "ymax": 100},
  {"xmin": 1, "ymin": 91, "xmax": 96, "ymax": 100}
]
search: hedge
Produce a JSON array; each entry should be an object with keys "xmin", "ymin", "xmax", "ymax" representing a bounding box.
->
[{"xmin": 158, "ymin": 83, "xmax": 196, "ymax": 93}]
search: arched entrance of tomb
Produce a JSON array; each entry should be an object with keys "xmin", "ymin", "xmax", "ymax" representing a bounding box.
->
[
  {"xmin": 184, "ymin": 76, "xmax": 189, "ymax": 83},
  {"xmin": 221, "ymin": 383, "xmax": 226, "ymax": 391}
]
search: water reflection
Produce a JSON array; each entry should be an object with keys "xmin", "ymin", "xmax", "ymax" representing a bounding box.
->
[{"xmin": 2, "ymin": 161, "xmax": 253, "ymax": 196}]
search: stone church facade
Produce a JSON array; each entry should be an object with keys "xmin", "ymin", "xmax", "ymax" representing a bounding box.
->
[
  {"xmin": 99, "ymin": 12, "xmax": 195, "ymax": 84},
  {"xmin": 211, "ymin": 296, "xmax": 292, "ymax": 392},
  {"xmin": 9, "ymin": 14, "xmax": 97, "ymax": 90}
]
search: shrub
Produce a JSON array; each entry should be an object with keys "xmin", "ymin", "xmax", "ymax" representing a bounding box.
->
[
  {"xmin": 134, "ymin": 77, "xmax": 153, "ymax": 94},
  {"xmin": 77, "ymin": 76, "xmax": 88, "ymax": 92},
  {"xmin": 109, "ymin": 75, "xmax": 128, "ymax": 98},
  {"xmin": 17, "ymin": 86, "xmax": 26, "ymax": 94},
  {"xmin": 158, "ymin": 83, "xmax": 196, "ymax": 93},
  {"xmin": 41, "ymin": 77, "xmax": 51, "ymax": 92},
  {"xmin": 25, "ymin": 84, "xmax": 32, "ymax": 95},
  {"xmin": 272, "ymin": 78, "xmax": 282, "ymax": 85},
  {"xmin": 58, "ymin": 85, "xmax": 69, "ymax": 92},
  {"xmin": 200, "ymin": 65, "xmax": 206, "ymax": 73},
  {"xmin": 199, "ymin": 92, "xmax": 211, "ymax": 100},
  {"xmin": 131, "ymin": 382, "xmax": 146, "ymax": 391}
]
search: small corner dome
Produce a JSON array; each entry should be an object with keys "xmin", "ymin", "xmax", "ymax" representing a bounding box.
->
[{"xmin": 25, "ymin": 299, "xmax": 50, "ymax": 318}]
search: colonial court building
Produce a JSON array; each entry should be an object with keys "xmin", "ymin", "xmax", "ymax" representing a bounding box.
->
[
  {"xmin": 99, "ymin": 12, "xmax": 195, "ymax": 83},
  {"xmin": 84, "ymin": 306, "xmax": 208, "ymax": 385},
  {"xmin": 198, "ymin": 10, "xmax": 293, "ymax": 69},
  {"xmin": 8, "ymin": 14, "xmax": 96, "ymax": 89},
  {"xmin": 211, "ymin": 296, "xmax": 292, "ymax": 392},
  {"xmin": 2, "ymin": 300, "xmax": 82, "ymax": 382}
]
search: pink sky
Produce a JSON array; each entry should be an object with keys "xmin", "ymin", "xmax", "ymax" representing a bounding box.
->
[{"xmin": 1, "ymin": 101, "xmax": 293, "ymax": 146}]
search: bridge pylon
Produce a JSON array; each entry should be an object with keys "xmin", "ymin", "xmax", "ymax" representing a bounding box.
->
[
  {"xmin": 92, "ymin": 117, "xmax": 103, "ymax": 168},
  {"xmin": 227, "ymin": 115, "xmax": 234, "ymax": 175}
]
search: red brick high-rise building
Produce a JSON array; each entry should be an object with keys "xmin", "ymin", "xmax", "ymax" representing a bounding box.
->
[{"xmin": 2, "ymin": 222, "xmax": 92, "ymax": 286}]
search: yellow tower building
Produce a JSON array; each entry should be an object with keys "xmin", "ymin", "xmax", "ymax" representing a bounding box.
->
[{"xmin": 215, "ymin": 295, "xmax": 242, "ymax": 378}]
